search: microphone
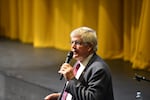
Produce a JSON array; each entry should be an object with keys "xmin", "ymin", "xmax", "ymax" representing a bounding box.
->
[
  {"xmin": 134, "ymin": 74, "xmax": 145, "ymax": 82},
  {"xmin": 134, "ymin": 73, "xmax": 150, "ymax": 82},
  {"xmin": 60, "ymin": 51, "xmax": 73, "ymax": 80}
]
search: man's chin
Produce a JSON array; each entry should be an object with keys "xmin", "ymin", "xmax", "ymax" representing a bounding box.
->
[
  {"xmin": 73, "ymin": 56, "xmax": 83, "ymax": 62},
  {"xmin": 73, "ymin": 55, "xmax": 79, "ymax": 59},
  {"xmin": 73, "ymin": 55, "xmax": 78, "ymax": 59}
]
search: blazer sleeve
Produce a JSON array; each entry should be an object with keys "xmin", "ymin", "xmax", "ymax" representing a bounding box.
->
[{"xmin": 65, "ymin": 60, "xmax": 113, "ymax": 100}]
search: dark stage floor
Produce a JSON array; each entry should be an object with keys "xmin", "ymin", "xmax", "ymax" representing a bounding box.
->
[{"xmin": 0, "ymin": 38, "xmax": 150, "ymax": 100}]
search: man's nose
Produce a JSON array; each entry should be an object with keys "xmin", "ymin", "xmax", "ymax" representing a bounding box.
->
[{"xmin": 71, "ymin": 43, "xmax": 76, "ymax": 49}]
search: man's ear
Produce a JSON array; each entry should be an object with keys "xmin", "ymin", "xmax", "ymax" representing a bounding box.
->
[{"xmin": 88, "ymin": 46, "xmax": 93, "ymax": 52}]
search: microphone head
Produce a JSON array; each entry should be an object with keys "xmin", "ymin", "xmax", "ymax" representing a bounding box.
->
[{"xmin": 67, "ymin": 51, "xmax": 73, "ymax": 59}]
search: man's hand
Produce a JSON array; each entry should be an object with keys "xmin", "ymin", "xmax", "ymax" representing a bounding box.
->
[
  {"xmin": 58, "ymin": 63, "xmax": 75, "ymax": 80},
  {"xmin": 44, "ymin": 93, "xmax": 60, "ymax": 100}
]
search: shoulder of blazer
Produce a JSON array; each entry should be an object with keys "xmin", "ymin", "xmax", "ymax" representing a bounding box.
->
[
  {"xmin": 84, "ymin": 53, "xmax": 99, "ymax": 71},
  {"xmin": 78, "ymin": 53, "xmax": 99, "ymax": 83}
]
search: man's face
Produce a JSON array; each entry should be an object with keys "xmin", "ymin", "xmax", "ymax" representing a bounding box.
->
[{"xmin": 71, "ymin": 35, "xmax": 92, "ymax": 62}]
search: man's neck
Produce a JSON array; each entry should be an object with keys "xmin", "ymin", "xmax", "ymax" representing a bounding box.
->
[{"xmin": 80, "ymin": 53, "xmax": 94, "ymax": 67}]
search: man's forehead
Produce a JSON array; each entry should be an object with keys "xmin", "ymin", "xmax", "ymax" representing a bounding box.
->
[{"xmin": 71, "ymin": 36, "xmax": 82, "ymax": 40}]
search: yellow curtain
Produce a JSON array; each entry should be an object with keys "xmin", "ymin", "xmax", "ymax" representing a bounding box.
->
[{"xmin": 0, "ymin": 0, "xmax": 150, "ymax": 70}]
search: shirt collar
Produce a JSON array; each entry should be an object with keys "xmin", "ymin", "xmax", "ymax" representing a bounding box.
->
[{"xmin": 79, "ymin": 53, "xmax": 94, "ymax": 67}]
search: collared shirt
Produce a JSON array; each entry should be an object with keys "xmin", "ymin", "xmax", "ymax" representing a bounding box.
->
[
  {"xmin": 66, "ymin": 53, "xmax": 94, "ymax": 100},
  {"xmin": 75, "ymin": 53, "xmax": 93, "ymax": 79}
]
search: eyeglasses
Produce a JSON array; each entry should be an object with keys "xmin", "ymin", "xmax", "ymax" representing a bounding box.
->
[
  {"xmin": 71, "ymin": 41, "xmax": 89, "ymax": 46},
  {"xmin": 71, "ymin": 41, "xmax": 82, "ymax": 45}
]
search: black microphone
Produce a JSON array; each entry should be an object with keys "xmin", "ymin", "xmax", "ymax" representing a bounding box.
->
[
  {"xmin": 134, "ymin": 73, "xmax": 150, "ymax": 82},
  {"xmin": 134, "ymin": 74, "xmax": 145, "ymax": 82},
  {"xmin": 60, "ymin": 51, "xmax": 73, "ymax": 80}
]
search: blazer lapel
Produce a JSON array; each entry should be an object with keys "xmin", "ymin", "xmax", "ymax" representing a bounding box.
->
[{"xmin": 78, "ymin": 53, "xmax": 97, "ymax": 85}]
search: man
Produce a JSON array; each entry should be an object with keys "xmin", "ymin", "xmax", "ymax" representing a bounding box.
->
[{"xmin": 45, "ymin": 27, "xmax": 114, "ymax": 100}]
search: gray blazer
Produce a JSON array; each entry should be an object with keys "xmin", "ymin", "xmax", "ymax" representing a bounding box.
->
[{"xmin": 59, "ymin": 53, "xmax": 114, "ymax": 100}]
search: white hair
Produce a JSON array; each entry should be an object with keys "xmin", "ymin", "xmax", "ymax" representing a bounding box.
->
[{"xmin": 70, "ymin": 26, "xmax": 97, "ymax": 51}]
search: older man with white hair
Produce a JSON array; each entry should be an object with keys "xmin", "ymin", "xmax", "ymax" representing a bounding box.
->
[{"xmin": 45, "ymin": 26, "xmax": 114, "ymax": 100}]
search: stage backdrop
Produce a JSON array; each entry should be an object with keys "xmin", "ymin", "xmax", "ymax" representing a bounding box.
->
[{"xmin": 0, "ymin": 0, "xmax": 150, "ymax": 71}]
